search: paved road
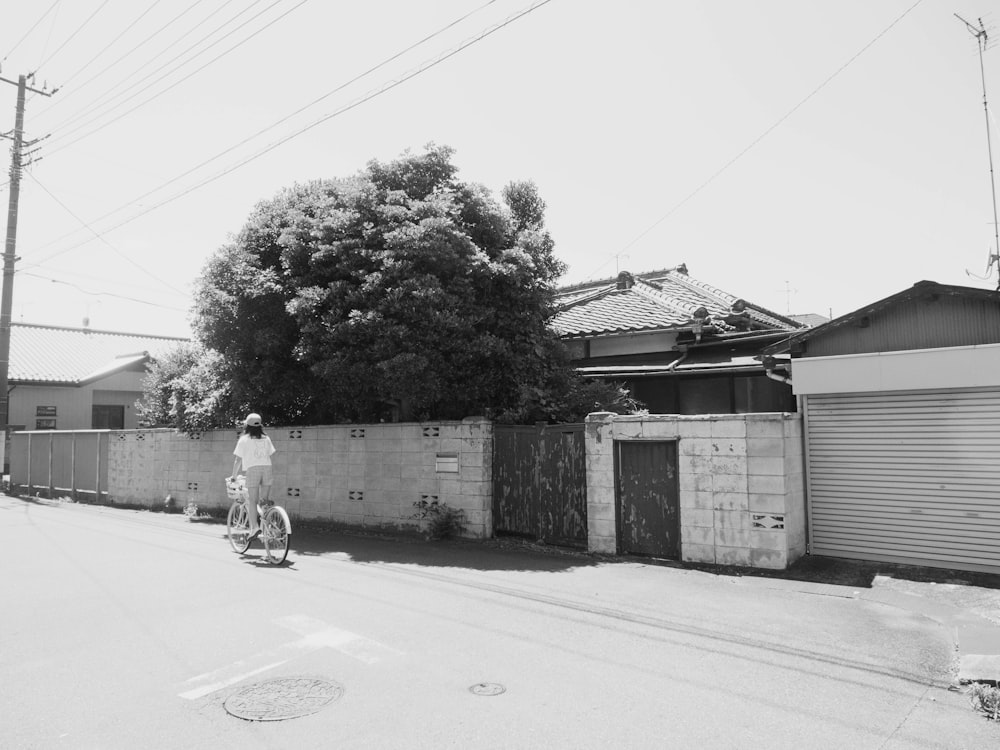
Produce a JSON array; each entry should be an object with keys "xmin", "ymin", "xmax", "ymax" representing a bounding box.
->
[{"xmin": 2, "ymin": 495, "xmax": 998, "ymax": 749}]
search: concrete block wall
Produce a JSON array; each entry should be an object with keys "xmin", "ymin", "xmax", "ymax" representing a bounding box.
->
[
  {"xmin": 106, "ymin": 418, "xmax": 493, "ymax": 538},
  {"xmin": 584, "ymin": 412, "xmax": 806, "ymax": 569}
]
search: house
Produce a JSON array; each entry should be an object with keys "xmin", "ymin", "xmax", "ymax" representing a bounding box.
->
[
  {"xmin": 551, "ymin": 265, "xmax": 806, "ymax": 414},
  {"xmin": 761, "ymin": 280, "xmax": 1000, "ymax": 575},
  {"xmin": 7, "ymin": 322, "xmax": 188, "ymax": 434}
]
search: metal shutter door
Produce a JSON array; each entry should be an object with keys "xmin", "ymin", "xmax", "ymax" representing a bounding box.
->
[{"xmin": 805, "ymin": 387, "xmax": 1000, "ymax": 574}]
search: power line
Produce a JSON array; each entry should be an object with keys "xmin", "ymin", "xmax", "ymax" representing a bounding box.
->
[
  {"xmin": 30, "ymin": 0, "xmax": 111, "ymax": 76},
  {"xmin": 585, "ymin": 0, "xmax": 926, "ymax": 281},
  {"xmin": 34, "ymin": 0, "xmax": 556, "ymax": 264},
  {"xmin": 30, "ymin": 0, "xmax": 209, "ymax": 123},
  {"xmin": 23, "ymin": 168, "xmax": 187, "ymax": 296},
  {"xmin": 46, "ymin": 0, "xmax": 166, "ymax": 92},
  {"xmin": 1, "ymin": 0, "xmax": 61, "ymax": 64},
  {"xmin": 28, "ymin": 0, "xmax": 501, "ymax": 255},
  {"xmin": 19, "ymin": 271, "xmax": 188, "ymax": 311},
  {"xmin": 43, "ymin": 0, "xmax": 276, "ymax": 146}
]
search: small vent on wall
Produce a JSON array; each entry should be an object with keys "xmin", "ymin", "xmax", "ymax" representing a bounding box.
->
[
  {"xmin": 136, "ymin": 433, "xmax": 146, "ymax": 441},
  {"xmin": 422, "ymin": 426, "xmax": 440, "ymax": 438},
  {"xmin": 187, "ymin": 482, "xmax": 199, "ymax": 492},
  {"xmin": 420, "ymin": 494, "xmax": 439, "ymax": 503},
  {"xmin": 350, "ymin": 428, "xmax": 366, "ymax": 439},
  {"xmin": 287, "ymin": 488, "xmax": 301, "ymax": 498},
  {"xmin": 189, "ymin": 433, "xmax": 202, "ymax": 440},
  {"xmin": 289, "ymin": 430, "xmax": 303, "ymax": 439},
  {"xmin": 117, "ymin": 434, "xmax": 127, "ymax": 442},
  {"xmin": 349, "ymin": 490, "xmax": 364, "ymax": 502},
  {"xmin": 435, "ymin": 453, "xmax": 459, "ymax": 473},
  {"xmin": 752, "ymin": 514, "xmax": 785, "ymax": 530}
]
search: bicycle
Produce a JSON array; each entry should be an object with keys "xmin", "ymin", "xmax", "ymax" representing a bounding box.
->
[{"xmin": 225, "ymin": 476, "xmax": 292, "ymax": 565}]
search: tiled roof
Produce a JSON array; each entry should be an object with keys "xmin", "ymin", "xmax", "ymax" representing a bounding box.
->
[
  {"xmin": 789, "ymin": 313, "xmax": 830, "ymax": 327},
  {"xmin": 9, "ymin": 323, "xmax": 189, "ymax": 384},
  {"xmin": 551, "ymin": 266, "xmax": 802, "ymax": 337}
]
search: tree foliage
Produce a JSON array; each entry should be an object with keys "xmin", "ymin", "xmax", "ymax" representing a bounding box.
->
[
  {"xmin": 135, "ymin": 343, "xmax": 232, "ymax": 431},
  {"xmin": 165, "ymin": 145, "xmax": 637, "ymax": 428}
]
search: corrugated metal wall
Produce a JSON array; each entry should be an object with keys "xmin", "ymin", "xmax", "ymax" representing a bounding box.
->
[
  {"xmin": 11, "ymin": 431, "xmax": 109, "ymax": 501},
  {"xmin": 805, "ymin": 387, "xmax": 1000, "ymax": 573},
  {"xmin": 803, "ymin": 296, "xmax": 1000, "ymax": 357}
]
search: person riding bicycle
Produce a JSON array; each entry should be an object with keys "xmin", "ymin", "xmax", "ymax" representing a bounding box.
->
[{"xmin": 228, "ymin": 413, "xmax": 276, "ymax": 540}]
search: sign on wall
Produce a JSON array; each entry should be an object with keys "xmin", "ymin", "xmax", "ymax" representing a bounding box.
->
[{"xmin": 36, "ymin": 406, "xmax": 57, "ymax": 417}]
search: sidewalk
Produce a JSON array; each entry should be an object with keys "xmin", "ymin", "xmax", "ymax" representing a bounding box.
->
[
  {"xmin": 728, "ymin": 572, "xmax": 1000, "ymax": 683},
  {"xmin": 864, "ymin": 576, "xmax": 1000, "ymax": 684},
  {"xmin": 479, "ymin": 536, "xmax": 1000, "ymax": 684}
]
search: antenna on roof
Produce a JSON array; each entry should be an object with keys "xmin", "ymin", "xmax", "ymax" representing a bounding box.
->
[
  {"xmin": 775, "ymin": 280, "xmax": 798, "ymax": 314},
  {"xmin": 956, "ymin": 14, "xmax": 1000, "ymax": 289}
]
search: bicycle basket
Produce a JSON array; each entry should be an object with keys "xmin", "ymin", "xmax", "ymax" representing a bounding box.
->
[{"xmin": 225, "ymin": 476, "xmax": 248, "ymax": 502}]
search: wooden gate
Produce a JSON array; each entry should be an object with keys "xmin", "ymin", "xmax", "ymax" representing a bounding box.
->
[
  {"xmin": 492, "ymin": 424, "xmax": 587, "ymax": 547},
  {"xmin": 616, "ymin": 441, "xmax": 680, "ymax": 558}
]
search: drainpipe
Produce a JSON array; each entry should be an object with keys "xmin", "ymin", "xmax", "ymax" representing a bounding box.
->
[
  {"xmin": 665, "ymin": 350, "xmax": 689, "ymax": 372},
  {"xmin": 765, "ymin": 369, "xmax": 792, "ymax": 385},
  {"xmin": 762, "ymin": 355, "xmax": 792, "ymax": 385}
]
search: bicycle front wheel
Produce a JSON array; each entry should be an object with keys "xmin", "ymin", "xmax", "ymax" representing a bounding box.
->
[
  {"xmin": 262, "ymin": 505, "xmax": 292, "ymax": 565},
  {"xmin": 227, "ymin": 501, "xmax": 251, "ymax": 554}
]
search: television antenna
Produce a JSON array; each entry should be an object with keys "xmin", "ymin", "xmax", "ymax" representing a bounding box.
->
[
  {"xmin": 956, "ymin": 14, "xmax": 1000, "ymax": 289},
  {"xmin": 774, "ymin": 280, "xmax": 798, "ymax": 314}
]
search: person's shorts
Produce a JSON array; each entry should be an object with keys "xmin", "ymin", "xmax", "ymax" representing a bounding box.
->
[{"xmin": 245, "ymin": 465, "xmax": 273, "ymax": 501}]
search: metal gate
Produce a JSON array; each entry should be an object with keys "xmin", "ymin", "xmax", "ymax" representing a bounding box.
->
[
  {"xmin": 492, "ymin": 423, "xmax": 587, "ymax": 547},
  {"xmin": 9, "ymin": 430, "xmax": 111, "ymax": 502},
  {"xmin": 615, "ymin": 440, "xmax": 680, "ymax": 558},
  {"xmin": 806, "ymin": 387, "xmax": 1000, "ymax": 574}
]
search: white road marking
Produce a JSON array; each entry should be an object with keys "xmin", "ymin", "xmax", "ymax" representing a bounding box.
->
[
  {"xmin": 178, "ymin": 614, "xmax": 400, "ymax": 699},
  {"xmin": 273, "ymin": 614, "xmax": 403, "ymax": 664}
]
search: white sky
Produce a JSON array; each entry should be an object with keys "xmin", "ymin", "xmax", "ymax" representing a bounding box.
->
[{"xmin": 0, "ymin": 0, "xmax": 998, "ymax": 338}]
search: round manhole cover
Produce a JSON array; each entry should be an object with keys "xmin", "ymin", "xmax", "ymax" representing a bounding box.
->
[
  {"xmin": 469, "ymin": 682, "xmax": 505, "ymax": 696},
  {"xmin": 224, "ymin": 677, "xmax": 344, "ymax": 721}
]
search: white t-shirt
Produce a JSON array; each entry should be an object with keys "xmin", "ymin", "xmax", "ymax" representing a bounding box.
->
[{"xmin": 234, "ymin": 434, "xmax": 276, "ymax": 469}]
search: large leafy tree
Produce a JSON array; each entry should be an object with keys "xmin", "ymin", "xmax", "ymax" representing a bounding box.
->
[
  {"xmin": 179, "ymin": 144, "xmax": 636, "ymax": 426},
  {"xmin": 135, "ymin": 343, "xmax": 231, "ymax": 431}
]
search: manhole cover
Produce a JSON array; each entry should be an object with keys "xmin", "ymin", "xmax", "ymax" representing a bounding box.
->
[
  {"xmin": 469, "ymin": 682, "xmax": 505, "ymax": 696},
  {"xmin": 224, "ymin": 677, "xmax": 344, "ymax": 721}
]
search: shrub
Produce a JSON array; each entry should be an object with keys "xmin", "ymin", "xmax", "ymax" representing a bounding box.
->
[
  {"xmin": 412, "ymin": 499, "xmax": 466, "ymax": 540},
  {"xmin": 970, "ymin": 682, "xmax": 1000, "ymax": 721}
]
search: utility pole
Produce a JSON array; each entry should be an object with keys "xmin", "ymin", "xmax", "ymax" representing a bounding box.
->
[{"xmin": 0, "ymin": 73, "xmax": 53, "ymax": 472}]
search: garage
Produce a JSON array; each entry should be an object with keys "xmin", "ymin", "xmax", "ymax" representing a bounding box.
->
[
  {"xmin": 805, "ymin": 387, "xmax": 1000, "ymax": 572},
  {"xmin": 763, "ymin": 281, "xmax": 1000, "ymax": 574}
]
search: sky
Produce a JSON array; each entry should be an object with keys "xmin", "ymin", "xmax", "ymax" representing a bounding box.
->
[{"xmin": 0, "ymin": 0, "xmax": 998, "ymax": 338}]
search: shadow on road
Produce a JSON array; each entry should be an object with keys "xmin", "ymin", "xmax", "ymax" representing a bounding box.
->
[
  {"xmin": 16, "ymin": 495, "xmax": 1000, "ymax": 587},
  {"xmin": 288, "ymin": 527, "xmax": 602, "ymax": 573},
  {"xmin": 683, "ymin": 553, "xmax": 1000, "ymax": 591},
  {"xmin": 286, "ymin": 526, "xmax": 1000, "ymax": 589}
]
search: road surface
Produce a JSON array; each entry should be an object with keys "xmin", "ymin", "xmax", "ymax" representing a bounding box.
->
[{"xmin": 2, "ymin": 495, "xmax": 996, "ymax": 749}]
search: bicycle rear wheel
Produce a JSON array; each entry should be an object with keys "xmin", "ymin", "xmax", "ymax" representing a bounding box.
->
[
  {"xmin": 227, "ymin": 501, "xmax": 251, "ymax": 554},
  {"xmin": 262, "ymin": 506, "xmax": 291, "ymax": 565}
]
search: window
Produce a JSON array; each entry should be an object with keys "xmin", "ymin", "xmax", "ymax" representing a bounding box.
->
[
  {"xmin": 678, "ymin": 375, "xmax": 733, "ymax": 414},
  {"xmin": 92, "ymin": 405, "xmax": 125, "ymax": 429},
  {"xmin": 617, "ymin": 373, "xmax": 795, "ymax": 415}
]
